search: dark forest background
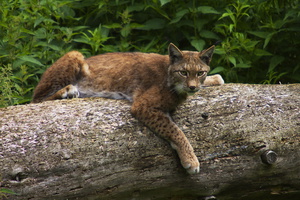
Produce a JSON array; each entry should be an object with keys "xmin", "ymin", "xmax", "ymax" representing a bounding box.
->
[{"xmin": 0, "ymin": 0, "xmax": 299, "ymax": 107}]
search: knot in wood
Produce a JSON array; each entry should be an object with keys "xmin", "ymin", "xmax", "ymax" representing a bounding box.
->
[{"xmin": 201, "ymin": 112, "xmax": 209, "ymax": 120}]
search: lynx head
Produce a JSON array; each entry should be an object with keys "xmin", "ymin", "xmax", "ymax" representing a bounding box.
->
[{"xmin": 167, "ymin": 43, "xmax": 215, "ymax": 96}]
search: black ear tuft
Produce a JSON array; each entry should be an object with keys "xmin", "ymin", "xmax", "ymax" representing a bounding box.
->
[
  {"xmin": 168, "ymin": 43, "xmax": 183, "ymax": 64},
  {"xmin": 200, "ymin": 45, "xmax": 215, "ymax": 65}
]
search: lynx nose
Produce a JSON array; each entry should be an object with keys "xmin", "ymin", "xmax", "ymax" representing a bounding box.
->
[{"xmin": 189, "ymin": 86, "xmax": 196, "ymax": 90}]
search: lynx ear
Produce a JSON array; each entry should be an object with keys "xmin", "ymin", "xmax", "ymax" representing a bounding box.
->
[
  {"xmin": 168, "ymin": 43, "xmax": 183, "ymax": 64},
  {"xmin": 200, "ymin": 45, "xmax": 215, "ymax": 65}
]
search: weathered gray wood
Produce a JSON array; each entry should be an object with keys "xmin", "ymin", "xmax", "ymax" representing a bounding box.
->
[{"xmin": 0, "ymin": 84, "xmax": 299, "ymax": 200}]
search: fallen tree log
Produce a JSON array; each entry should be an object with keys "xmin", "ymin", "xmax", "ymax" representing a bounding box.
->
[{"xmin": 0, "ymin": 84, "xmax": 299, "ymax": 200}]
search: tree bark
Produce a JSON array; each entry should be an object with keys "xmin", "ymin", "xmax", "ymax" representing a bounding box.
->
[{"xmin": 0, "ymin": 84, "xmax": 299, "ymax": 200}]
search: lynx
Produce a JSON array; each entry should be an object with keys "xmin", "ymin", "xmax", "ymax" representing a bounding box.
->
[{"xmin": 32, "ymin": 43, "xmax": 224, "ymax": 174}]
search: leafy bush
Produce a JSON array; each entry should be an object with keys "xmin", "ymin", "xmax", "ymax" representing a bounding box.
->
[{"xmin": 1, "ymin": 0, "xmax": 299, "ymax": 107}]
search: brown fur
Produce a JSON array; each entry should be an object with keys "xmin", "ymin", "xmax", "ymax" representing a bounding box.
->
[{"xmin": 32, "ymin": 43, "xmax": 224, "ymax": 174}]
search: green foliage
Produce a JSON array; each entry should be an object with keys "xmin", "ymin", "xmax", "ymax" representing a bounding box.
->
[
  {"xmin": 0, "ymin": 187, "xmax": 18, "ymax": 199},
  {"xmin": 0, "ymin": 176, "xmax": 18, "ymax": 198},
  {"xmin": 1, "ymin": 0, "xmax": 299, "ymax": 107},
  {"xmin": 213, "ymin": 0, "xmax": 300, "ymax": 83},
  {"xmin": 0, "ymin": 64, "xmax": 34, "ymax": 106}
]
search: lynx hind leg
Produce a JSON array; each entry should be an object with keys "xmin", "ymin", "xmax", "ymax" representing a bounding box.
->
[
  {"xmin": 203, "ymin": 74, "xmax": 224, "ymax": 86},
  {"xmin": 46, "ymin": 84, "xmax": 79, "ymax": 101},
  {"xmin": 32, "ymin": 51, "xmax": 89, "ymax": 103}
]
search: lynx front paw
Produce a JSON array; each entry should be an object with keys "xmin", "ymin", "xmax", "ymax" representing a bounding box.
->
[
  {"xmin": 171, "ymin": 142, "xmax": 200, "ymax": 174},
  {"xmin": 181, "ymin": 154, "xmax": 200, "ymax": 174},
  {"xmin": 61, "ymin": 84, "xmax": 79, "ymax": 99}
]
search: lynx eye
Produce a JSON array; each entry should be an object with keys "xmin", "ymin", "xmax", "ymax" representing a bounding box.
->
[
  {"xmin": 179, "ymin": 71, "xmax": 188, "ymax": 77},
  {"xmin": 197, "ymin": 71, "xmax": 206, "ymax": 77}
]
